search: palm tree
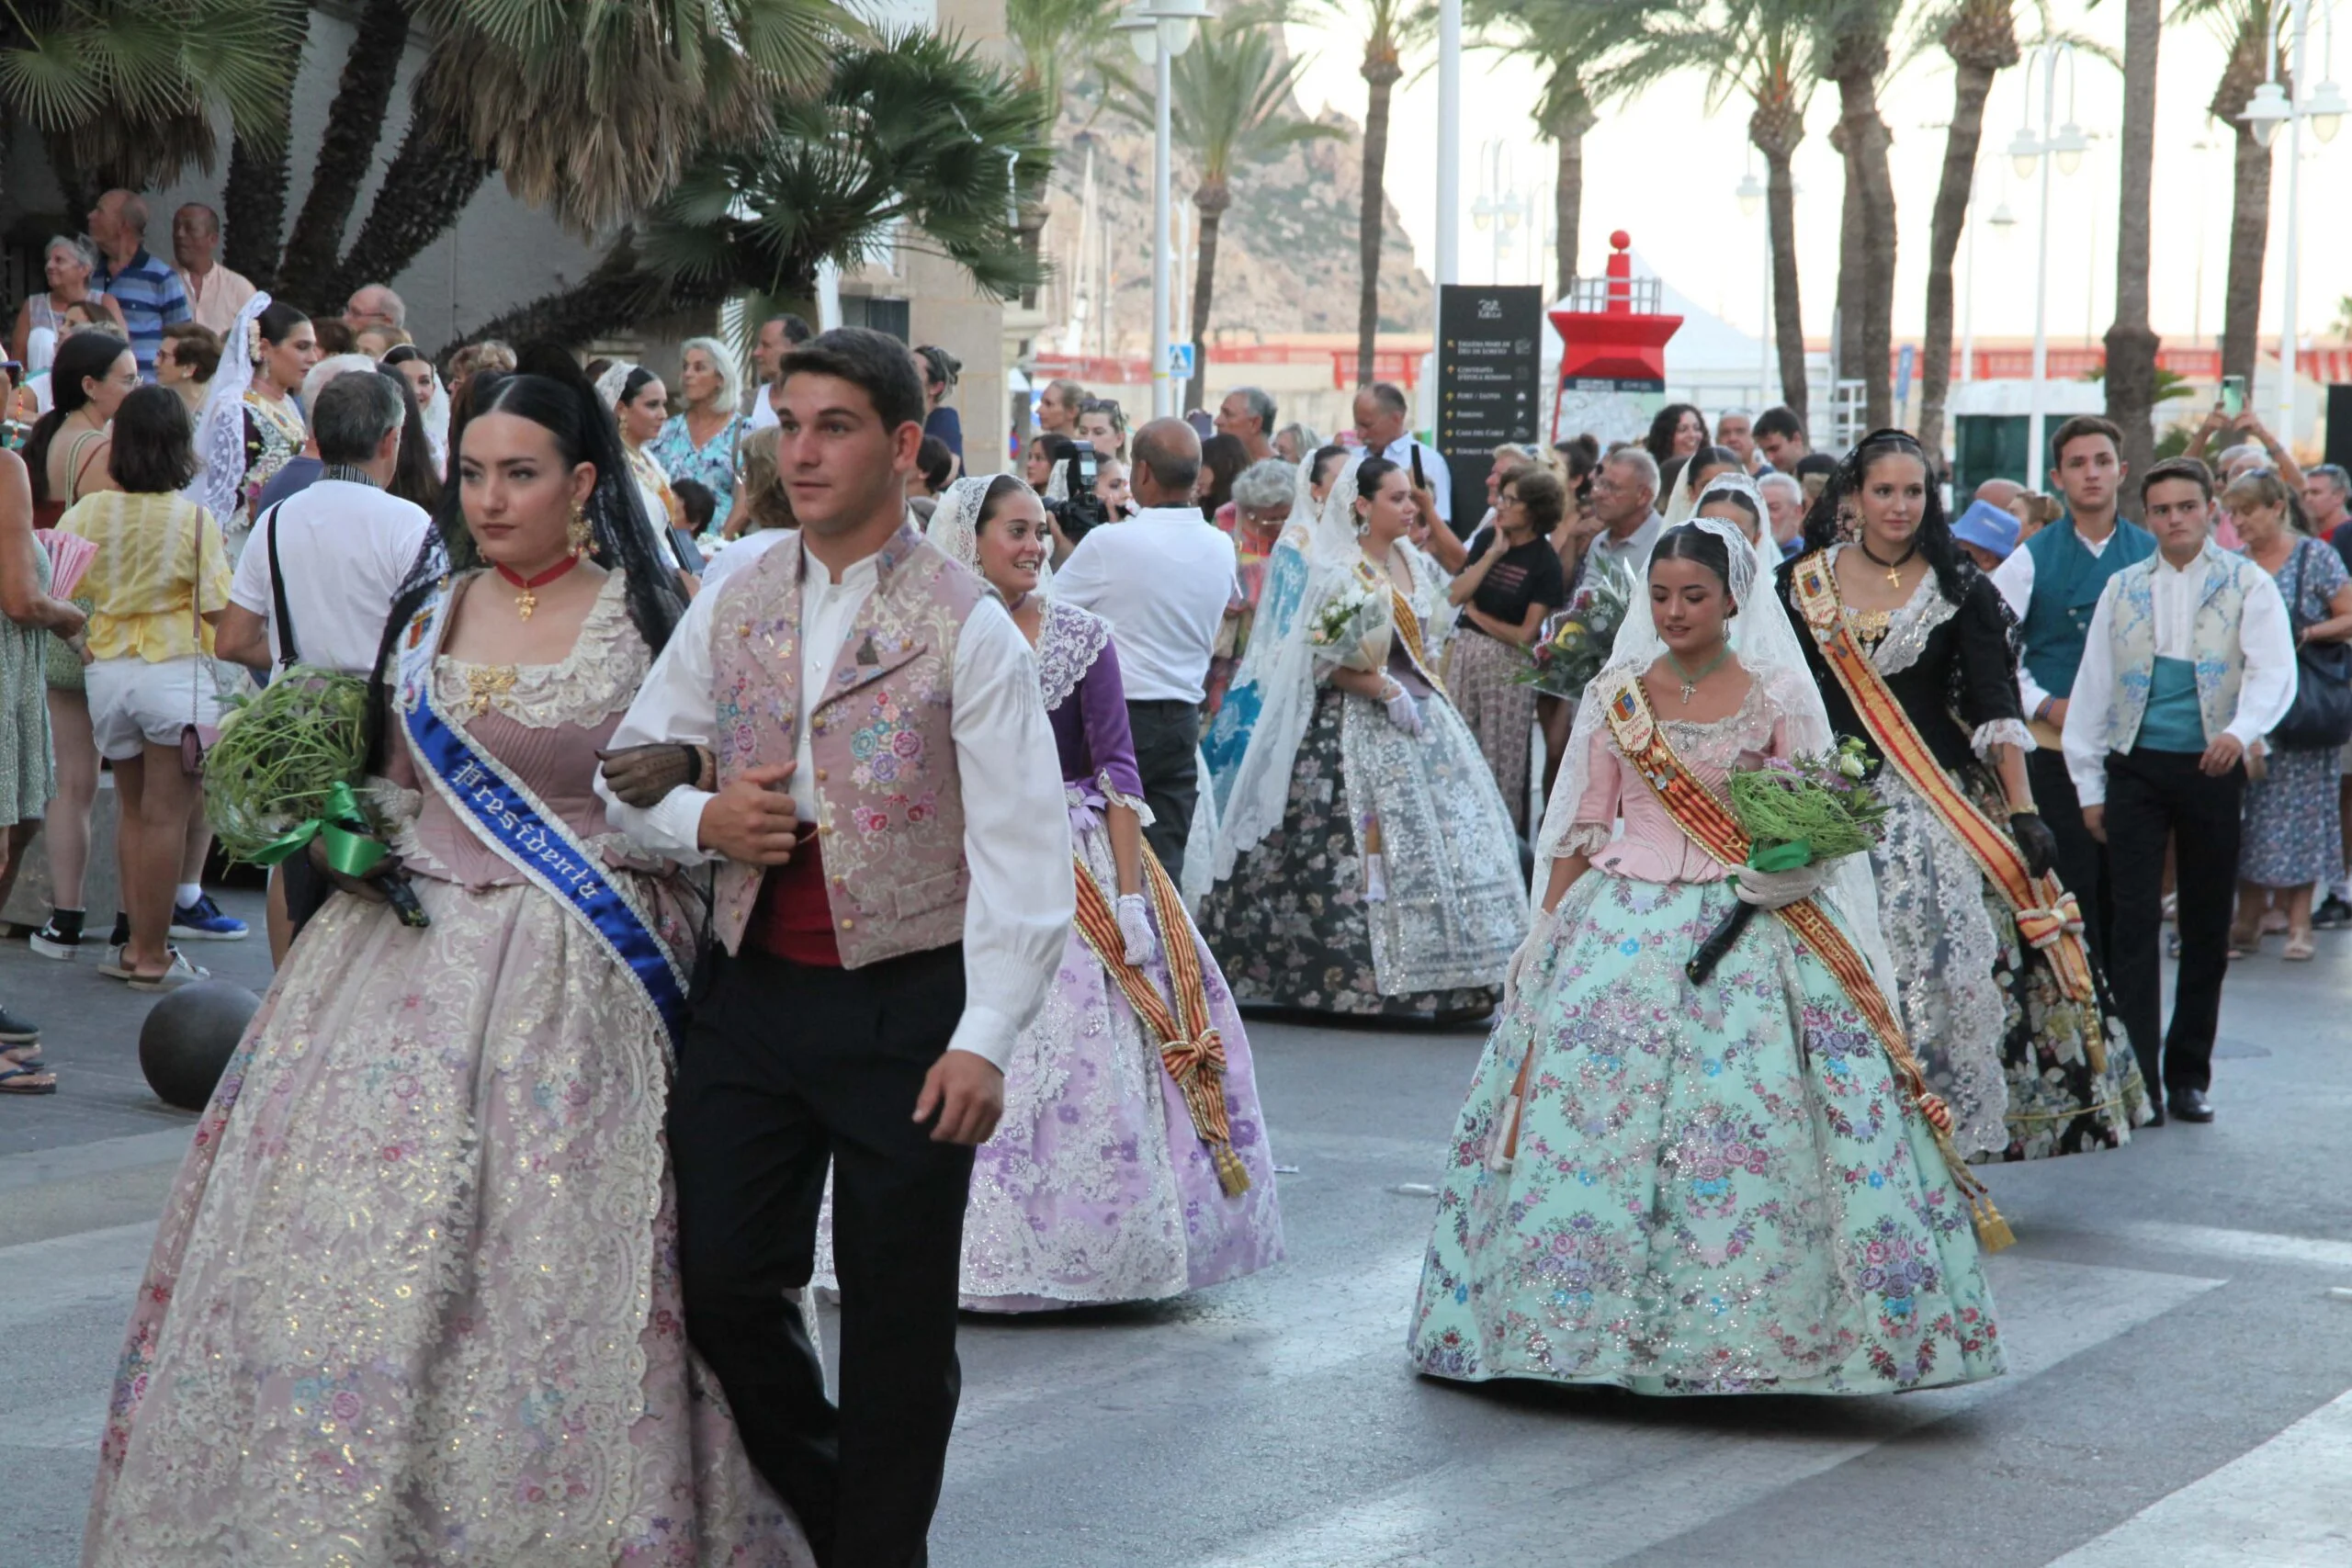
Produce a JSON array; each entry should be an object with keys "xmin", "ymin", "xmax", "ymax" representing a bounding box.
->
[
  {"xmin": 1470, "ymin": 0, "xmax": 1683, "ymax": 295},
  {"xmin": 1818, "ymin": 0, "xmax": 1905, "ymax": 430},
  {"xmin": 472, "ymin": 30, "xmax": 1054, "ymax": 347},
  {"xmin": 2181, "ymin": 0, "xmax": 2279, "ymax": 391},
  {"xmin": 1661, "ymin": 0, "xmax": 1821, "ymax": 420},
  {"xmin": 232, "ymin": 0, "xmax": 843, "ymax": 307},
  {"xmin": 1130, "ymin": 17, "xmax": 1340, "ymax": 409},
  {"xmin": 1306, "ymin": 0, "xmax": 1433, "ymax": 385},
  {"xmin": 1010, "ymin": 0, "xmax": 1128, "ymax": 117},
  {"xmin": 2103, "ymin": 0, "xmax": 2165, "ymax": 486},
  {"xmin": 1917, "ymin": 1, "xmax": 2023, "ymax": 464},
  {"xmin": 0, "ymin": 0, "xmax": 300, "ymax": 206}
]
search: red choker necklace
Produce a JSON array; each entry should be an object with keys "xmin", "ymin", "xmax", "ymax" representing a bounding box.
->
[{"xmin": 492, "ymin": 555, "xmax": 582, "ymax": 621}]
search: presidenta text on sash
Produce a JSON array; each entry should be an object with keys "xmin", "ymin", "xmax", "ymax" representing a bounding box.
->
[{"xmin": 397, "ymin": 587, "xmax": 688, "ymax": 1043}]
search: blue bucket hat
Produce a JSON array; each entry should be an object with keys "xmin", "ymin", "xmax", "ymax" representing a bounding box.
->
[{"xmin": 1951, "ymin": 497, "xmax": 2022, "ymax": 559}]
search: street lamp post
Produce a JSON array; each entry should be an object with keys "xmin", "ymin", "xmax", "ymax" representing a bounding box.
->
[
  {"xmin": 2239, "ymin": 0, "xmax": 2344, "ymax": 443},
  {"xmin": 1117, "ymin": 0, "xmax": 1215, "ymax": 420},
  {"xmin": 2008, "ymin": 41, "xmax": 2088, "ymax": 482},
  {"xmin": 1736, "ymin": 171, "xmax": 1766, "ymax": 404}
]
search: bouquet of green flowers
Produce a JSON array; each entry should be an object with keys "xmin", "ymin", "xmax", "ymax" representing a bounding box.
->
[
  {"xmin": 1518, "ymin": 556, "xmax": 1634, "ymax": 699},
  {"xmin": 204, "ymin": 667, "xmax": 428, "ymax": 927},
  {"xmin": 1687, "ymin": 737, "xmax": 1887, "ymax": 983},
  {"xmin": 1306, "ymin": 574, "xmax": 1385, "ymax": 672}
]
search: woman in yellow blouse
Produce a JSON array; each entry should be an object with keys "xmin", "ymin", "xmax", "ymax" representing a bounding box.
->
[{"xmin": 58, "ymin": 388, "xmax": 232, "ymax": 990}]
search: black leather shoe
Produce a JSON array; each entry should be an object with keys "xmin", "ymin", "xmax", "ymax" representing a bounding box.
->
[{"xmin": 2167, "ymin": 1088, "xmax": 2215, "ymax": 1123}]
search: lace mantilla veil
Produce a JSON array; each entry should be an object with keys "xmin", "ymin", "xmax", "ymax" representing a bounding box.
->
[
  {"xmin": 925, "ymin": 473, "xmax": 1053, "ymax": 596},
  {"xmin": 1208, "ymin": 450, "xmax": 1381, "ymax": 883},
  {"xmin": 183, "ymin": 290, "xmax": 274, "ymax": 530},
  {"xmin": 1531, "ymin": 513, "xmax": 1900, "ymax": 1000},
  {"xmin": 1691, "ymin": 468, "xmax": 1785, "ymax": 591}
]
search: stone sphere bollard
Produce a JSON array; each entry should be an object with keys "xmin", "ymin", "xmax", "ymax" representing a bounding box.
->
[{"xmin": 137, "ymin": 981, "xmax": 262, "ymax": 1111}]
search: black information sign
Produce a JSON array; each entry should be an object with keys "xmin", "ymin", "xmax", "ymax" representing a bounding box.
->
[{"xmin": 1437, "ymin": 285, "xmax": 1545, "ymax": 537}]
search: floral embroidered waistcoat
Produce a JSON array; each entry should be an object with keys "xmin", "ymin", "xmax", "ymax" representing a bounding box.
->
[
  {"xmin": 2105, "ymin": 541, "xmax": 2263, "ymax": 751},
  {"xmin": 707, "ymin": 524, "xmax": 987, "ymax": 964}
]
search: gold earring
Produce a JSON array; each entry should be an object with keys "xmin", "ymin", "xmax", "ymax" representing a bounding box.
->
[{"xmin": 568, "ymin": 500, "xmax": 594, "ymax": 557}]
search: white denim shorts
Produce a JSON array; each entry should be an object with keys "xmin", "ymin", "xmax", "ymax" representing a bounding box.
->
[{"xmin": 85, "ymin": 655, "xmax": 223, "ymax": 762}]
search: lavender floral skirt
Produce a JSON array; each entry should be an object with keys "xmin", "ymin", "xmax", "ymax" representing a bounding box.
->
[
  {"xmin": 819, "ymin": 806, "xmax": 1284, "ymax": 1311},
  {"xmin": 82, "ymin": 877, "xmax": 810, "ymax": 1568}
]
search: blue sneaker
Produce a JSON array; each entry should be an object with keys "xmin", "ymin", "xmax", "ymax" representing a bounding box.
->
[{"xmin": 170, "ymin": 893, "xmax": 250, "ymax": 942}]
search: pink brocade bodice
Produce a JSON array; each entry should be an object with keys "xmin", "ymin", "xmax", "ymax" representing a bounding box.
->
[
  {"xmin": 1566, "ymin": 677, "xmax": 1792, "ymax": 886},
  {"xmin": 392, "ymin": 705, "xmax": 632, "ymax": 886}
]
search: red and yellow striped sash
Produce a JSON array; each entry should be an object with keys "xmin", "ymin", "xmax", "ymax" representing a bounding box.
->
[
  {"xmin": 1069, "ymin": 846, "xmax": 1251, "ymax": 1198},
  {"xmin": 1788, "ymin": 551, "xmax": 2102, "ymax": 1035},
  {"xmin": 1388, "ymin": 586, "xmax": 1448, "ymax": 699},
  {"xmin": 1600, "ymin": 674, "xmax": 2011, "ymax": 1249}
]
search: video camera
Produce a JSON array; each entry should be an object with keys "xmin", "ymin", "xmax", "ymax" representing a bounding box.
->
[{"xmin": 1046, "ymin": 448, "xmax": 1110, "ymax": 543}]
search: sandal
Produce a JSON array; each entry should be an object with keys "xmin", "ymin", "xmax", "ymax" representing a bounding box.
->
[
  {"xmin": 2285, "ymin": 931, "xmax": 2317, "ymax": 962},
  {"xmin": 123, "ymin": 947, "xmax": 209, "ymax": 992},
  {"xmin": 0, "ymin": 1062, "xmax": 57, "ymax": 1094},
  {"xmin": 2227, "ymin": 924, "xmax": 2261, "ymax": 959},
  {"xmin": 2, "ymin": 1043, "xmax": 48, "ymax": 1074}
]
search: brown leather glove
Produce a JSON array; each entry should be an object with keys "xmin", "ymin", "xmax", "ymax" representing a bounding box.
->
[{"xmin": 597, "ymin": 743, "xmax": 713, "ymax": 807}]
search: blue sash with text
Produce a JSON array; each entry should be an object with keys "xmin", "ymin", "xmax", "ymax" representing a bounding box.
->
[{"xmin": 397, "ymin": 594, "xmax": 685, "ymax": 1043}]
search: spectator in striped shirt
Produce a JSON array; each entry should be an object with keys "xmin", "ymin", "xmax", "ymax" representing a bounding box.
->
[{"xmin": 88, "ymin": 190, "xmax": 189, "ymax": 382}]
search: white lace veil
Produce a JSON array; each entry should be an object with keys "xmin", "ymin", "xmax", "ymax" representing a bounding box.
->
[
  {"xmin": 184, "ymin": 289, "xmax": 273, "ymax": 529},
  {"xmin": 1692, "ymin": 469, "xmax": 1783, "ymax": 589},
  {"xmin": 593, "ymin": 359, "xmax": 638, "ymax": 412},
  {"xmin": 925, "ymin": 472, "xmax": 1051, "ymax": 595},
  {"xmin": 1530, "ymin": 514, "xmax": 1898, "ymax": 999},
  {"xmin": 1209, "ymin": 449, "xmax": 1374, "ymax": 880}
]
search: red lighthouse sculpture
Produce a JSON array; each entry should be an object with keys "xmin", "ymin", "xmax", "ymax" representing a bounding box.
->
[{"xmin": 1549, "ymin": 231, "xmax": 1684, "ymax": 442}]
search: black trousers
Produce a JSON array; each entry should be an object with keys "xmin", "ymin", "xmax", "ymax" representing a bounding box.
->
[
  {"xmin": 2030, "ymin": 746, "xmax": 2113, "ymax": 965},
  {"xmin": 672, "ymin": 943, "xmax": 974, "ymax": 1568},
  {"xmin": 1126, "ymin": 697, "xmax": 1203, "ymax": 871},
  {"xmin": 2104, "ymin": 746, "xmax": 2245, "ymax": 1100}
]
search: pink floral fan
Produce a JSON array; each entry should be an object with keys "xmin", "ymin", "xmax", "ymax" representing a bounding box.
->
[{"xmin": 41, "ymin": 531, "xmax": 96, "ymax": 600}]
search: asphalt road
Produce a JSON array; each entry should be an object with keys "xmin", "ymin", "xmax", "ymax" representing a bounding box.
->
[{"xmin": 5, "ymin": 893, "xmax": 2348, "ymax": 1567}]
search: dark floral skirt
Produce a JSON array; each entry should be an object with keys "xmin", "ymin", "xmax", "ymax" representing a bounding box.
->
[{"xmin": 1201, "ymin": 687, "xmax": 1502, "ymax": 1019}]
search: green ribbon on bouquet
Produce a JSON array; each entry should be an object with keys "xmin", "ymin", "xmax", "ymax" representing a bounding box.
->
[
  {"xmin": 1747, "ymin": 838, "xmax": 1815, "ymax": 873},
  {"xmin": 248, "ymin": 781, "xmax": 390, "ymax": 876}
]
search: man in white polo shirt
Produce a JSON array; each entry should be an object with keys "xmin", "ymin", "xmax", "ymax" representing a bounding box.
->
[
  {"xmin": 216, "ymin": 369, "xmax": 433, "ymax": 955},
  {"xmin": 1054, "ymin": 416, "xmax": 1239, "ymax": 867}
]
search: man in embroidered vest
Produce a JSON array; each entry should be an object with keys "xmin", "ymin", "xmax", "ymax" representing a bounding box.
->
[
  {"xmin": 596, "ymin": 328, "xmax": 1073, "ymax": 1566},
  {"xmin": 2062, "ymin": 458, "xmax": 2296, "ymax": 1125},
  {"xmin": 1991, "ymin": 414, "xmax": 2156, "ymax": 963}
]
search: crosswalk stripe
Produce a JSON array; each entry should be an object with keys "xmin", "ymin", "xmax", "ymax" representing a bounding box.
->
[
  {"xmin": 2045, "ymin": 1388, "xmax": 2352, "ymax": 1566},
  {"xmin": 1175, "ymin": 1255, "xmax": 2224, "ymax": 1568}
]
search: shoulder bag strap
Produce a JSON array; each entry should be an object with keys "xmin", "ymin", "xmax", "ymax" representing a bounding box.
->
[
  {"xmin": 64, "ymin": 431, "xmax": 106, "ymax": 502},
  {"xmin": 261, "ymin": 500, "xmax": 299, "ymax": 668}
]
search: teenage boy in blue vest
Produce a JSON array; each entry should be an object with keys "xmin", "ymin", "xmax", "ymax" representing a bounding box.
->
[
  {"xmin": 2061, "ymin": 458, "xmax": 2296, "ymax": 1124},
  {"xmin": 1991, "ymin": 415, "xmax": 2155, "ymax": 964}
]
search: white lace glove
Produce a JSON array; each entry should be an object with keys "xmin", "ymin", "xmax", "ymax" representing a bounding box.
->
[
  {"xmin": 1115, "ymin": 892, "xmax": 1159, "ymax": 965},
  {"xmin": 1733, "ymin": 862, "xmax": 1826, "ymax": 910},
  {"xmin": 1502, "ymin": 903, "xmax": 1563, "ymax": 1014},
  {"xmin": 1381, "ymin": 680, "xmax": 1422, "ymax": 736}
]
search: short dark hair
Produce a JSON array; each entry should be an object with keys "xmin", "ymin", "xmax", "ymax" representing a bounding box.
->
[
  {"xmin": 766, "ymin": 313, "xmax": 813, "ymax": 345},
  {"xmin": 1132, "ymin": 421, "xmax": 1203, "ymax": 496},
  {"xmin": 311, "ymin": 318, "xmax": 357, "ymax": 356},
  {"xmin": 2051, "ymin": 414, "xmax": 2122, "ymax": 466},
  {"xmin": 161, "ymin": 321, "xmax": 220, "ymax": 381},
  {"xmin": 916, "ymin": 435, "xmax": 956, "ymax": 492},
  {"xmin": 107, "ymin": 386, "xmax": 199, "ymax": 493},
  {"xmin": 1504, "ymin": 467, "xmax": 1566, "ymax": 533},
  {"xmin": 1753, "ymin": 406, "xmax": 1805, "ymax": 444},
  {"xmin": 313, "ymin": 369, "xmax": 405, "ymax": 465},
  {"xmin": 779, "ymin": 327, "xmax": 926, "ymax": 432},
  {"xmin": 672, "ymin": 479, "xmax": 718, "ymax": 533},
  {"xmin": 2140, "ymin": 456, "xmax": 2214, "ymax": 505},
  {"xmin": 1792, "ymin": 452, "xmax": 1839, "ymax": 479}
]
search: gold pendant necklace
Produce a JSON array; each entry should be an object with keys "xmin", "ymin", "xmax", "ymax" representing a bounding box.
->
[{"xmin": 1855, "ymin": 536, "xmax": 1918, "ymax": 590}]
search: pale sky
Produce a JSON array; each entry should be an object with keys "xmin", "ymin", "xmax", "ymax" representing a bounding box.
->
[{"xmin": 1281, "ymin": 3, "xmax": 2352, "ymax": 346}]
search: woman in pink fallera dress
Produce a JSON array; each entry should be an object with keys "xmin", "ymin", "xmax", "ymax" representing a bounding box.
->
[{"xmin": 82, "ymin": 357, "xmax": 811, "ymax": 1566}]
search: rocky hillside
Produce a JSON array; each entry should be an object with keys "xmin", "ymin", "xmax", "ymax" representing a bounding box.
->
[{"xmin": 1036, "ymin": 95, "xmax": 1435, "ymax": 350}]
